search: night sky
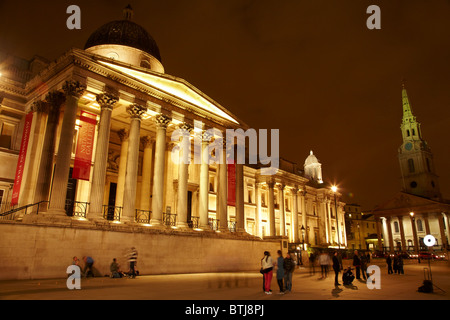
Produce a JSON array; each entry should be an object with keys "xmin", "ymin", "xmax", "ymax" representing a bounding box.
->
[{"xmin": 1, "ymin": 0, "xmax": 449, "ymax": 211}]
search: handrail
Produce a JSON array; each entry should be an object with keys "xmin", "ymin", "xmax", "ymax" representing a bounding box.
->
[{"xmin": 0, "ymin": 201, "xmax": 49, "ymax": 218}]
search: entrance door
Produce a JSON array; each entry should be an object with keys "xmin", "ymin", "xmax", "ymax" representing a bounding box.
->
[
  {"xmin": 107, "ymin": 182, "xmax": 117, "ymax": 220},
  {"xmin": 65, "ymin": 167, "xmax": 77, "ymax": 216}
]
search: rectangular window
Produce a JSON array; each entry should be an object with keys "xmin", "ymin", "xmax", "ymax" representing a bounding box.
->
[{"xmin": 408, "ymin": 159, "xmax": 415, "ymax": 173}]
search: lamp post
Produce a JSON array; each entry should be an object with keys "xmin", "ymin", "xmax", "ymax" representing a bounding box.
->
[
  {"xmin": 410, "ymin": 211, "xmax": 419, "ymax": 253},
  {"xmin": 331, "ymin": 186, "xmax": 341, "ymax": 248},
  {"xmin": 300, "ymin": 225, "xmax": 306, "ymax": 265}
]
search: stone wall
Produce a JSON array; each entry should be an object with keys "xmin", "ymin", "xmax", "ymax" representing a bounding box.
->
[{"xmin": 0, "ymin": 219, "xmax": 282, "ymax": 280}]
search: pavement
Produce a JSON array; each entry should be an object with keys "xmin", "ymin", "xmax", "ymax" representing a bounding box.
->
[{"xmin": 0, "ymin": 259, "xmax": 449, "ymax": 301}]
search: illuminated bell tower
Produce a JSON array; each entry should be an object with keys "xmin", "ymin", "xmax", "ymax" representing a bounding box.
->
[{"xmin": 398, "ymin": 84, "xmax": 441, "ymax": 200}]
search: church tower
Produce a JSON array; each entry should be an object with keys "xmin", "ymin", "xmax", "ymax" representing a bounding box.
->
[{"xmin": 398, "ymin": 84, "xmax": 441, "ymax": 200}]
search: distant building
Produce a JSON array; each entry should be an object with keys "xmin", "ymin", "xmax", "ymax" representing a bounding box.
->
[
  {"xmin": 344, "ymin": 204, "xmax": 377, "ymax": 251},
  {"xmin": 372, "ymin": 85, "xmax": 450, "ymax": 253}
]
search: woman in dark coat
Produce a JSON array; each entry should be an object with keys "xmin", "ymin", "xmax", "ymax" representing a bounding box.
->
[
  {"xmin": 332, "ymin": 251, "xmax": 341, "ymax": 286},
  {"xmin": 352, "ymin": 250, "xmax": 361, "ymax": 280}
]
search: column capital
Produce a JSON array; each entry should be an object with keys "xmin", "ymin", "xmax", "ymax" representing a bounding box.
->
[
  {"xmin": 290, "ymin": 187, "xmax": 299, "ymax": 195},
  {"xmin": 31, "ymin": 100, "xmax": 50, "ymax": 113},
  {"xmin": 155, "ymin": 114, "xmax": 171, "ymax": 128},
  {"xmin": 141, "ymin": 135, "xmax": 155, "ymax": 148},
  {"xmin": 96, "ymin": 93, "xmax": 119, "ymax": 111},
  {"xmin": 45, "ymin": 90, "xmax": 66, "ymax": 111},
  {"xmin": 179, "ymin": 122, "xmax": 193, "ymax": 133},
  {"xmin": 62, "ymin": 80, "xmax": 85, "ymax": 98},
  {"xmin": 126, "ymin": 104, "xmax": 146, "ymax": 119},
  {"xmin": 266, "ymin": 180, "xmax": 275, "ymax": 189},
  {"xmin": 276, "ymin": 183, "xmax": 285, "ymax": 191},
  {"xmin": 117, "ymin": 129, "xmax": 129, "ymax": 142}
]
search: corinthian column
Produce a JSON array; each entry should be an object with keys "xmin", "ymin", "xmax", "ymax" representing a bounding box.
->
[
  {"xmin": 33, "ymin": 91, "xmax": 65, "ymax": 206},
  {"xmin": 235, "ymin": 162, "xmax": 245, "ymax": 233},
  {"xmin": 47, "ymin": 80, "xmax": 85, "ymax": 217},
  {"xmin": 217, "ymin": 138, "xmax": 228, "ymax": 232},
  {"xmin": 115, "ymin": 129, "xmax": 129, "ymax": 208},
  {"xmin": 198, "ymin": 130, "xmax": 211, "ymax": 230},
  {"xmin": 150, "ymin": 114, "xmax": 171, "ymax": 225},
  {"xmin": 176, "ymin": 123, "xmax": 192, "ymax": 229},
  {"xmin": 122, "ymin": 104, "xmax": 146, "ymax": 223},
  {"xmin": 277, "ymin": 184, "xmax": 286, "ymax": 236},
  {"xmin": 88, "ymin": 93, "xmax": 118, "ymax": 220},
  {"xmin": 292, "ymin": 187, "xmax": 299, "ymax": 243},
  {"xmin": 139, "ymin": 135, "xmax": 154, "ymax": 212},
  {"xmin": 268, "ymin": 181, "xmax": 275, "ymax": 236}
]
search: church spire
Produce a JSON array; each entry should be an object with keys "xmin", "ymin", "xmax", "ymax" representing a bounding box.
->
[
  {"xmin": 402, "ymin": 82, "xmax": 415, "ymax": 121},
  {"xmin": 123, "ymin": 4, "xmax": 134, "ymax": 21}
]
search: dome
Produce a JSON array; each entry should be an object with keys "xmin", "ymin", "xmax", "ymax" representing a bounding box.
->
[
  {"xmin": 84, "ymin": 16, "xmax": 162, "ymax": 63},
  {"xmin": 304, "ymin": 150, "xmax": 320, "ymax": 166}
]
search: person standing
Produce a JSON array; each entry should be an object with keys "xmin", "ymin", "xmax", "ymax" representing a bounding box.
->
[
  {"xmin": 261, "ymin": 251, "xmax": 274, "ymax": 294},
  {"xmin": 275, "ymin": 250, "xmax": 285, "ymax": 294},
  {"xmin": 283, "ymin": 252, "xmax": 295, "ymax": 292},
  {"xmin": 332, "ymin": 251, "xmax": 341, "ymax": 286},
  {"xmin": 309, "ymin": 252, "xmax": 316, "ymax": 275},
  {"xmin": 386, "ymin": 254, "xmax": 393, "ymax": 274},
  {"xmin": 318, "ymin": 252, "xmax": 330, "ymax": 279},
  {"xmin": 360, "ymin": 252, "xmax": 367, "ymax": 280},
  {"xmin": 127, "ymin": 247, "xmax": 138, "ymax": 278},
  {"xmin": 352, "ymin": 250, "xmax": 361, "ymax": 280},
  {"xmin": 82, "ymin": 256, "xmax": 94, "ymax": 278},
  {"xmin": 393, "ymin": 254, "xmax": 399, "ymax": 274},
  {"xmin": 397, "ymin": 255, "xmax": 404, "ymax": 274}
]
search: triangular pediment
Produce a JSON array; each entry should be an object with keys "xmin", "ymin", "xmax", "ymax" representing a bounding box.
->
[{"xmin": 372, "ymin": 192, "xmax": 449, "ymax": 216}]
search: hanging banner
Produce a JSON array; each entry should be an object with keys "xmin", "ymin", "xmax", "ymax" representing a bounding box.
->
[
  {"xmin": 11, "ymin": 111, "xmax": 34, "ymax": 206},
  {"xmin": 227, "ymin": 161, "xmax": 236, "ymax": 206},
  {"xmin": 72, "ymin": 111, "xmax": 97, "ymax": 181}
]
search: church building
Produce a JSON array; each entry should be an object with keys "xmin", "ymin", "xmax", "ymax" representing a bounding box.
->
[{"xmin": 372, "ymin": 85, "xmax": 450, "ymax": 254}]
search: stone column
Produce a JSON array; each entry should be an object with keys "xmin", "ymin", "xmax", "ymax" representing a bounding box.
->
[
  {"xmin": 176, "ymin": 123, "xmax": 192, "ymax": 229},
  {"xmin": 88, "ymin": 93, "xmax": 118, "ymax": 220},
  {"xmin": 122, "ymin": 104, "xmax": 146, "ymax": 223},
  {"xmin": 277, "ymin": 184, "xmax": 285, "ymax": 236},
  {"xmin": 33, "ymin": 91, "xmax": 65, "ymax": 205},
  {"xmin": 410, "ymin": 214, "xmax": 419, "ymax": 252},
  {"xmin": 326, "ymin": 200, "xmax": 332, "ymax": 243},
  {"xmin": 437, "ymin": 213, "xmax": 447, "ymax": 252},
  {"xmin": 115, "ymin": 129, "xmax": 129, "ymax": 208},
  {"xmin": 300, "ymin": 189, "xmax": 308, "ymax": 243},
  {"xmin": 47, "ymin": 80, "xmax": 85, "ymax": 217},
  {"xmin": 139, "ymin": 136, "xmax": 154, "ymax": 212},
  {"xmin": 375, "ymin": 217, "xmax": 383, "ymax": 251},
  {"xmin": 217, "ymin": 139, "xmax": 228, "ymax": 232},
  {"xmin": 235, "ymin": 163, "xmax": 245, "ymax": 233},
  {"xmin": 255, "ymin": 183, "xmax": 262, "ymax": 237},
  {"xmin": 268, "ymin": 181, "xmax": 275, "ymax": 236},
  {"xmin": 291, "ymin": 188, "xmax": 299, "ymax": 243},
  {"xmin": 198, "ymin": 130, "xmax": 211, "ymax": 230},
  {"xmin": 398, "ymin": 216, "xmax": 406, "ymax": 251},
  {"xmin": 150, "ymin": 114, "xmax": 171, "ymax": 225},
  {"xmin": 386, "ymin": 217, "xmax": 394, "ymax": 253},
  {"xmin": 423, "ymin": 213, "xmax": 431, "ymax": 235}
]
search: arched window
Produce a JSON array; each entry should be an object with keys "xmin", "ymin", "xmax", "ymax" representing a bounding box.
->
[
  {"xmin": 412, "ymin": 129, "xmax": 416, "ymax": 136},
  {"xmin": 406, "ymin": 130, "xmax": 410, "ymax": 137},
  {"xmin": 140, "ymin": 59, "xmax": 151, "ymax": 69},
  {"xmin": 417, "ymin": 219, "xmax": 423, "ymax": 232},
  {"xmin": 394, "ymin": 221, "xmax": 399, "ymax": 233}
]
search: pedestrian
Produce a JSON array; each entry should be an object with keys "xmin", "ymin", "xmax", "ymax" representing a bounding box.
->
[
  {"xmin": 397, "ymin": 254, "xmax": 404, "ymax": 274},
  {"xmin": 283, "ymin": 252, "xmax": 295, "ymax": 292},
  {"xmin": 367, "ymin": 252, "xmax": 371, "ymax": 263},
  {"xmin": 318, "ymin": 251, "xmax": 330, "ymax": 279},
  {"xmin": 393, "ymin": 254, "xmax": 399, "ymax": 274},
  {"xmin": 82, "ymin": 256, "xmax": 94, "ymax": 277},
  {"xmin": 110, "ymin": 258, "xmax": 121, "ymax": 278},
  {"xmin": 309, "ymin": 252, "xmax": 316, "ymax": 275},
  {"xmin": 261, "ymin": 251, "xmax": 274, "ymax": 294},
  {"xmin": 360, "ymin": 252, "xmax": 367, "ymax": 280},
  {"xmin": 332, "ymin": 251, "xmax": 341, "ymax": 286},
  {"xmin": 342, "ymin": 267, "xmax": 355, "ymax": 285},
  {"xmin": 352, "ymin": 250, "xmax": 361, "ymax": 279},
  {"xmin": 72, "ymin": 256, "xmax": 80, "ymax": 266},
  {"xmin": 386, "ymin": 254, "xmax": 393, "ymax": 274},
  {"xmin": 275, "ymin": 250, "xmax": 285, "ymax": 294},
  {"xmin": 127, "ymin": 247, "xmax": 138, "ymax": 278}
]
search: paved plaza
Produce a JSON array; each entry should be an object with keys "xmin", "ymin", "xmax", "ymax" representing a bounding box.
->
[{"xmin": 0, "ymin": 259, "xmax": 448, "ymax": 301}]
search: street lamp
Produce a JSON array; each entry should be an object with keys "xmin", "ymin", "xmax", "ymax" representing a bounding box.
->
[
  {"xmin": 300, "ymin": 225, "xmax": 305, "ymax": 265},
  {"xmin": 332, "ymin": 185, "xmax": 341, "ymax": 248}
]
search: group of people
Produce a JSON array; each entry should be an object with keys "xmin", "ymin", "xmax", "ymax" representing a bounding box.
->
[
  {"xmin": 71, "ymin": 247, "xmax": 139, "ymax": 279},
  {"xmin": 352, "ymin": 250, "xmax": 372, "ymax": 281},
  {"xmin": 260, "ymin": 250, "xmax": 296, "ymax": 294},
  {"xmin": 386, "ymin": 253, "xmax": 404, "ymax": 274}
]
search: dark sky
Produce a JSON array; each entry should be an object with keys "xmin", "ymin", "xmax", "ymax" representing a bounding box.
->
[{"xmin": 1, "ymin": 0, "xmax": 449, "ymax": 211}]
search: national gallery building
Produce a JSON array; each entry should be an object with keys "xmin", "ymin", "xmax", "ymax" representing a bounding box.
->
[{"xmin": 0, "ymin": 8, "xmax": 346, "ymax": 279}]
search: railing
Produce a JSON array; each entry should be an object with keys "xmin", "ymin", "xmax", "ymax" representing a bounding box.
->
[
  {"xmin": 135, "ymin": 209, "xmax": 151, "ymax": 224},
  {"xmin": 103, "ymin": 205, "xmax": 122, "ymax": 221},
  {"xmin": 188, "ymin": 216, "xmax": 200, "ymax": 229},
  {"xmin": 228, "ymin": 220, "xmax": 236, "ymax": 233},
  {"xmin": 65, "ymin": 200, "xmax": 89, "ymax": 218},
  {"xmin": 163, "ymin": 212, "xmax": 177, "ymax": 227},
  {"xmin": 0, "ymin": 201, "xmax": 49, "ymax": 220},
  {"xmin": 208, "ymin": 218, "xmax": 219, "ymax": 231}
]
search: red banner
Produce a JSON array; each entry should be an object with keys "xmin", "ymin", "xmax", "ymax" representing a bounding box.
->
[
  {"xmin": 11, "ymin": 112, "xmax": 34, "ymax": 206},
  {"xmin": 227, "ymin": 161, "xmax": 236, "ymax": 206},
  {"xmin": 72, "ymin": 111, "xmax": 97, "ymax": 181}
]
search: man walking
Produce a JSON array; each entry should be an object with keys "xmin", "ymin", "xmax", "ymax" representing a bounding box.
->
[{"xmin": 127, "ymin": 247, "xmax": 138, "ymax": 278}]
